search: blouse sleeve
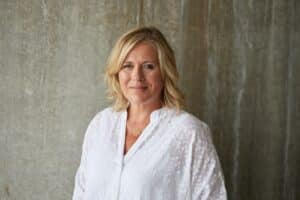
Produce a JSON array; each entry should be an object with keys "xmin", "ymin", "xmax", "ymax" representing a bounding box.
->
[
  {"xmin": 72, "ymin": 113, "xmax": 100, "ymax": 200},
  {"xmin": 190, "ymin": 125, "xmax": 227, "ymax": 200}
]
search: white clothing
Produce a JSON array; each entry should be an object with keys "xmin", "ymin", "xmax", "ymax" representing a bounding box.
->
[{"xmin": 72, "ymin": 107, "xmax": 227, "ymax": 200}]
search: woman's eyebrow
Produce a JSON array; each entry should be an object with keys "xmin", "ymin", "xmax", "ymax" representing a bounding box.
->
[
  {"xmin": 142, "ymin": 60, "xmax": 157, "ymax": 63},
  {"xmin": 123, "ymin": 60, "xmax": 157, "ymax": 64},
  {"xmin": 122, "ymin": 61, "xmax": 133, "ymax": 64}
]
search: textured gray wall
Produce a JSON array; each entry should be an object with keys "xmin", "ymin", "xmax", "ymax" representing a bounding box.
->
[{"xmin": 1, "ymin": 0, "xmax": 299, "ymax": 200}]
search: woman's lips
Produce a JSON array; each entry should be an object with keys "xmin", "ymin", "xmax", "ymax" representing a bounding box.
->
[{"xmin": 129, "ymin": 86, "xmax": 147, "ymax": 89}]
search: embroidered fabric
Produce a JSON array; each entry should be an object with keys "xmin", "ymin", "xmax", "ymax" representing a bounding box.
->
[{"xmin": 72, "ymin": 107, "xmax": 227, "ymax": 200}]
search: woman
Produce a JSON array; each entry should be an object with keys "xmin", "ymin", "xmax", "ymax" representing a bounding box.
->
[{"xmin": 73, "ymin": 26, "xmax": 227, "ymax": 200}]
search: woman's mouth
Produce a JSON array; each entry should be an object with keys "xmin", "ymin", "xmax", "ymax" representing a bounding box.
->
[{"xmin": 130, "ymin": 86, "xmax": 147, "ymax": 90}]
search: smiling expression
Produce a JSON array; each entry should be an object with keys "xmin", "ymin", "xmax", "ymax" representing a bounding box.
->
[{"xmin": 118, "ymin": 42, "xmax": 163, "ymax": 107}]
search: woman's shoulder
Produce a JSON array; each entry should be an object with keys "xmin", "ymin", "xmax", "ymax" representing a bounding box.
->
[
  {"xmin": 162, "ymin": 109, "xmax": 216, "ymax": 156},
  {"xmin": 84, "ymin": 106, "xmax": 122, "ymax": 137},
  {"xmin": 85, "ymin": 107, "xmax": 121, "ymax": 130},
  {"xmin": 168, "ymin": 109, "xmax": 212, "ymax": 142},
  {"xmin": 171, "ymin": 109, "xmax": 209, "ymax": 131}
]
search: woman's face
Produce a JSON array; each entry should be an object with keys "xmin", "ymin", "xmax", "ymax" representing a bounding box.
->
[{"xmin": 118, "ymin": 42, "xmax": 163, "ymax": 107}]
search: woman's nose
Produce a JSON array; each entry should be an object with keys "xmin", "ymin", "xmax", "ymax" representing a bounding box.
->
[{"xmin": 132, "ymin": 65, "xmax": 145, "ymax": 81}]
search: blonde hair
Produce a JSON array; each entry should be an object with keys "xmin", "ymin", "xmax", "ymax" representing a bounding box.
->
[{"xmin": 104, "ymin": 26, "xmax": 185, "ymax": 111}]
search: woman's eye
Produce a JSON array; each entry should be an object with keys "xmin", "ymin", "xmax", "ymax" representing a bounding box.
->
[
  {"xmin": 122, "ymin": 64, "xmax": 133, "ymax": 69},
  {"xmin": 143, "ymin": 63, "xmax": 155, "ymax": 69}
]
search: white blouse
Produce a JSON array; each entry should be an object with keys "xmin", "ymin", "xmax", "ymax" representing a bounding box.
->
[{"xmin": 72, "ymin": 107, "xmax": 227, "ymax": 200}]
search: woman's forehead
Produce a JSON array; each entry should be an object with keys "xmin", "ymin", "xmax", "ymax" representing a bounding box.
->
[{"xmin": 123, "ymin": 42, "xmax": 158, "ymax": 62}]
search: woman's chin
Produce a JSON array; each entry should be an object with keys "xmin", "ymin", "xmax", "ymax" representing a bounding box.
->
[
  {"xmin": 128, "ymin": 98, "xmax": 148, "ymax": 105},
  {"xmin": 128, "ymin": 97, "xmax": 160, "ymax": 107}
]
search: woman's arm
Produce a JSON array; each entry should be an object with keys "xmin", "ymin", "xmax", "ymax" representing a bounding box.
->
[
  {"xmin": 72, "ymin": 113, "xmax": 100, "ymax": 200},
  {"xmin": 189, "ymin": 125, "xmax": 227, "ymax": 200}
]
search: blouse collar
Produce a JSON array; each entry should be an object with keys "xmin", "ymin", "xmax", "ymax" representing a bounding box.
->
[{"xmin": 122, "ymin": 106, "xmax": 173, "ymax": 123}]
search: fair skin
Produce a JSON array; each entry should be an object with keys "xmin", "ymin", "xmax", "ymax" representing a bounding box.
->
[{"xmin": 118, "ymin": 41, "xmax": 163, "ymax": 154}]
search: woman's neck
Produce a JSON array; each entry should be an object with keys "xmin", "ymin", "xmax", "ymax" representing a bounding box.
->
[{"xmin": 127, "ymin": 102, "xmax": 162, "ymax": 123}]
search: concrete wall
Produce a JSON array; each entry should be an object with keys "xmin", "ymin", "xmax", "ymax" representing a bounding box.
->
[{"xmin": 1, "ymin": 0, "xmax": 299, "ymax": 199}]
